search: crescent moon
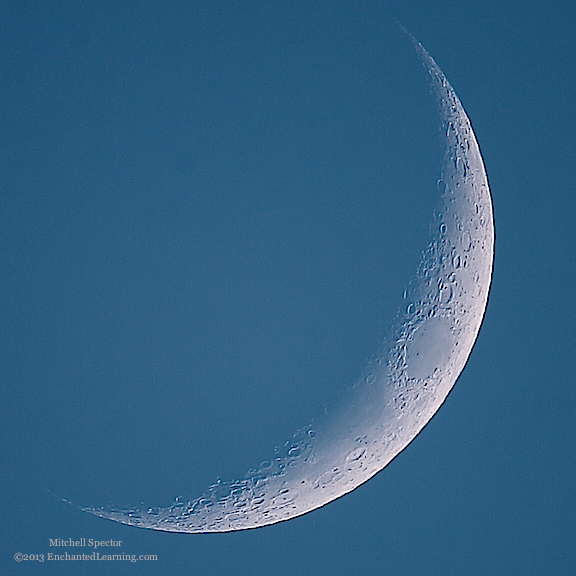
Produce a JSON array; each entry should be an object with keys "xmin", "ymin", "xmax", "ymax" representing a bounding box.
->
[{"xmin": 83, "ymin": 34, "xmax": 494, "ymax": 533}]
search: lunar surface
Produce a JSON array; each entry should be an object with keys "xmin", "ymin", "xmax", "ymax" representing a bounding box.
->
[{"xmin": 84, "ymin": 35, "xmax": 494, "ymax": 533}]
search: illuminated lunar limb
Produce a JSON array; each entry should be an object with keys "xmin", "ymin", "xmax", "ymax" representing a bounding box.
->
[{"xmin": 83, "ymin": 37, "xmax": 493, "ymax": 533}]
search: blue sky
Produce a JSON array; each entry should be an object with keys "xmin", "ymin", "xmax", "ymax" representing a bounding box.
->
[{"xmin": 2, "ymin": 1, "xmax": 575, "ymax": 575}]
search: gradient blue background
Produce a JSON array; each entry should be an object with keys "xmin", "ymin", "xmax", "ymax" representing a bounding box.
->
[{"xmin": 2, "ymin": 1, "xmax": 575, "ymax": 574}]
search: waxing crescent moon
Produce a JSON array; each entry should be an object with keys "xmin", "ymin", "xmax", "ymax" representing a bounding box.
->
[{"xmin": 84, "ymin": 34, "xmax": 494, "ymax": 533}]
